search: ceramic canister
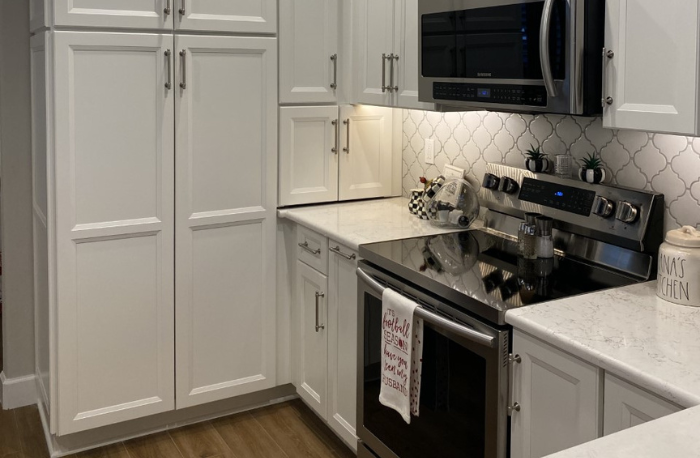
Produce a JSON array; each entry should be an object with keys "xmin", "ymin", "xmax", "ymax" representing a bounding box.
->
[{"xmin": 657, "ymin": 226, "xmax": 700, "ymax": 306}]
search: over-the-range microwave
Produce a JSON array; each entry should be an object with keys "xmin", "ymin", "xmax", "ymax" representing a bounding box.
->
[{"xmin": 418, "ymin": 0, "xmax": 605, "ymax": 115}]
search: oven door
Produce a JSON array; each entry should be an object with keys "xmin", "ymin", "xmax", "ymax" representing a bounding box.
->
[
  {"xmin": 419, "ymin": 0, "xmax": 591, "ymax": 114},
  {"xmin": 357, "ymin": 264, "xmax": 511, "ymax": 458}
]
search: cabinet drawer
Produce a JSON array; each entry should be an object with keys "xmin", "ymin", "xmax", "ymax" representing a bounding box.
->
[{"xmin": 297, "ymin": 226, "xmax": 329, "ymax": 275}]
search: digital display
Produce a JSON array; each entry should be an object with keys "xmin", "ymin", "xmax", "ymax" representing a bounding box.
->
[
  {"xmin": 519, "ymin": 178, "xmax": 596, "ymax": 216},
  {"xmin": 555, "ymin": 192, "xmax": 564, "ymax": 197},
  {"xmin": 477, "ymin": 88, "xmax": 491, "ymax": 98}
]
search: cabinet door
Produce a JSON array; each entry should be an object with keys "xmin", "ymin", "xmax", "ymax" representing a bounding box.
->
[
  {"xmin": 279, "ymin": 107, "xmax": 339, "ymax": 207},
  {"xmin": 175, "ymin": 35, "xmax": 278, "ymax": 409},
  {"xmin": 353, "ymin": 0, "xmax": 395, "ymax": 106},
  {"xmin": 604, "ymin": 0, "xmax": 700, "ymax": 135},
  {"xmin": 279, "ymin": 0, "xmax": 339, "ymax": 104},
  {"xmin": 338, "ymin": 105, "xmax": 394, "ymax": 201},
  {"xmin": 296, "ymin": 261, "xmax": 329, "ymax": 418},
  {"xmin": 511, "ymin": 331, "xmax": 601, "ymax": 458},
  {"xmin": 177, "ymin": 0, "xmax": 276, "ymax": 34},
  {"xmin": 53, "ymin": 0, "xmax": 173, "ymax": 30},
  {"xmin": 328, "ymin": 242, "xmax": 359, "ymax": 451},
  {"xmin": 603, "ymin": 374, "xmax": 681, "ymax": 436},
  {"xmin": 394, "ymin": 0, "xmax": 433, "ymax": 110},
  {"xmin": 53, "ymin": 31, "xmax": 175, "ymax": 435}
]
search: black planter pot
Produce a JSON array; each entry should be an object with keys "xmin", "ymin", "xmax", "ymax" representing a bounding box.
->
[
  {"xmin": 525, "ymin": 158, "xmax": 550, "ymax": 173},
  {"xmin": 579, "ymin": 167, "xmax": 606, "ymax": 184}
]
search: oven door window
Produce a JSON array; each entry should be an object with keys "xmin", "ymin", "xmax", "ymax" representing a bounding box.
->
[
  {"xmin": 422, "ymin": 1, "xmax": 566, "ymax": 80},
  {"xmin": 362, "ymin": 294, "xmax": 495, "ymax": 458}
]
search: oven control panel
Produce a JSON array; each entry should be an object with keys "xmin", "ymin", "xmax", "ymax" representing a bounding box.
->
[
  {"xmin": 518, "ymin": 178, "xmax": 596, "ymax": 217},
  {"xmin": 433, "ymin": 82, "xmax": 548, "ymax": 107}
]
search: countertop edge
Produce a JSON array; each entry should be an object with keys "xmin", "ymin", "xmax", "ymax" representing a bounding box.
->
[{"xmin": 278, "ymin": 208, "xmax": 368, "ymax": 251}]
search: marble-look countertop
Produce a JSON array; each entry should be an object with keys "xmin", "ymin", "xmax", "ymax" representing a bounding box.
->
[
  {"xmin": 507, "ymin": 281, "xmax": 700, "ymax": 457},
  {"xmin": 278, "ymin": 198, "xmax": 469, "ymax": 250}
]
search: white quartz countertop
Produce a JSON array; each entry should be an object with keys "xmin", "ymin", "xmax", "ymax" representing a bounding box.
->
[
  {"xmin": 506, "ymin": 281, "xmax": 700, "ymax": 457},
  {"xmin": 277, "ymin": 198, "xmax": 463, "ymax": 250}
]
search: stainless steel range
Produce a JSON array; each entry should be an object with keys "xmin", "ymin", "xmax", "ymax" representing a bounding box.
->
[{"xmin": 356, "ymin": 164, "xmax": 664, "ymax": 458}]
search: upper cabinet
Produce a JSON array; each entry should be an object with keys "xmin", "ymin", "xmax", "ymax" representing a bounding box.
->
[
  {"xmin": 604, "ymin": 0, "xmax": 700, "ymax": 135},
  {"xmin": 352, "ymin": 0, "xmax": 435, "ymax": 110},
  {"xmin": 279, "ymin": 0, "xmax": 339, "ymax": 104},
  {"xmin": 33, "ymin": 0, "xmax": 276, "ymax": 34}
]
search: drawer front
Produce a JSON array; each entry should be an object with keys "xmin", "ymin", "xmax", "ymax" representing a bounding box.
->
[{"xmin": 297, "ymin": 226, "xmax": 328, "ymax": 275}]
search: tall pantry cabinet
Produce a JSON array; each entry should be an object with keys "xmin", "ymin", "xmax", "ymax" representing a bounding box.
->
[{"xmin": 30, "ymin": 1, "xmax": 278, "ymax": 437}]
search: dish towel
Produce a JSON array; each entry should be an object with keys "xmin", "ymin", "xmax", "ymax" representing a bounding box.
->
[{"xmin": 379, "ymin": 288, "xmax": 424, "ymax": 424}]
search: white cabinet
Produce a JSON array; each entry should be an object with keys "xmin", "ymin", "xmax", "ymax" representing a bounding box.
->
[
  {"xmin": 177, "ymin": 0, "xmax": 276, "ymax": 34},
  {"xmin": 51, "ymin": 0, "xmax": 173, "ymax": 30},
  {"xmin": 279, "ymin": 0, "xmax": 339, "ymax": 104},
  {"xmin": 279, "ymin": 105, "xmax": 396, "ymax": 206},
  {"xmin": 511, "ymin": 331, "xmax": 602, "ymax": 458},
  {"xmin": 296, "ymin": 260, "xmax": 329, "ymax": 417},
  {"xmin": 174, "ymin": 35, "xmax": 278, "ymax": 409},
  {"xmin": 327, "ymin": 241, "xmax": 359, "ymax": 450},
  {"xmin": 603, "ymin": 0, "xmax": 700, "ymax": 135},
  {"xmin": 353, "ymin": 0, "xmax": 435, "ymax": 110},
  {"xmin": 279, "ymin": 107, "xmax": 339, "ymax": 206},
  {"xmin": 52, "ymin": 31, "xmax": 176, "ymax": 435},
  {"xmin": 603, "ymin": 374, "xmax": 681, "ymax": 436}
]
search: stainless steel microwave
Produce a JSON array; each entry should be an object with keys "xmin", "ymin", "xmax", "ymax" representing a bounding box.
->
[{"xmin": 418, "ymin": 0, "xmax": 604, "ymax": 115}]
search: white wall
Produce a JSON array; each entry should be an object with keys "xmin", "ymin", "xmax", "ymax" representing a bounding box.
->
[{"xmin": 0, "ymin": 0, "xmax": 36, "ymax": 380}]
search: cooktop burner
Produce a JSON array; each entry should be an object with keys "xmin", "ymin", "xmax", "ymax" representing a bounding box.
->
[{"xmin": 359, "ymin": 229, "xmax": 640, "ymax": 325}]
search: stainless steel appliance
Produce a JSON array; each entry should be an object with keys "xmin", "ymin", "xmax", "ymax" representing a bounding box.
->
[
  {"xmin": 418, "ymin": 0, "xmax": 605, "ymax": 115},
  {"xmin": 357, "ymin": 164, "xmax": 664, "ymax": 458}
]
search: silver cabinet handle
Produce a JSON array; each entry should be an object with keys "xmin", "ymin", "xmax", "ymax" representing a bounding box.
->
[
  {"xmin": 179, "ymin": 0, "xmax": 185, "ymax": 15},
  {"xmin": 331, "ymin": 119, "xmax": 339, "ymax": 154},
  {"xmin": 381, "ymin": 53, "xmax": 388, "ymax": 92},
  {"xmin": 342, "ymin": 119, "xmax": 350, "ymax": 154},
  {"xmin": 298, "ymin": 242, "xmax": 321, "ymax": 256},
  {"xmin": 330, "ymin": 246, "xmax": 356, "ymax": 260},
  {"xmin": 164, "ymin": 0, "xmax": 171, "ymax": 15},
  {"xmin": 179, "ymin": 50, "xmax": 186, "ymax": 89},
  {"xmin": 602, "ymin": 47, "xmax": 614, "ymax": 107},
  {"xmin": 315, "ymin": 292, "xmax": 325, "ymax": 332},
  {"xmin": 389, "ymin": 54, "xmax": 399, "ymax": 92},
  {"xmin": 330, "ymin": 54, "xmax": 338, "ymax": 90},
  {"xmin": 508, "ymin": 403, "xmax": 521, "ymax": 415},
  {"xmin": 539, "ymin": 0, "xmax": 557, "ymax": 97},
  {"xmin": 164, "ymin": 50, "xmax": 172, "ymax": 89}
]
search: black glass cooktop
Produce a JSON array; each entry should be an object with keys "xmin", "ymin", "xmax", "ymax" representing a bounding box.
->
[{"xmin": 359, "ymin": 229, "xmax": 640, "ymax": 325}]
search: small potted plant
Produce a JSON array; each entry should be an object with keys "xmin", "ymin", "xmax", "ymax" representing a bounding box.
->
[
  {"xmin": 578, "ymin": 153, "xmax": 607, "ymax": 184},
  {"xmin": 524, "ymin": 144, "xmax": 550, "ymax": 173}
]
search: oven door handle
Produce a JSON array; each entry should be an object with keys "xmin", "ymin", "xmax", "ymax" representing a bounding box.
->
[
  {"xmin": 357, "ymin": 268, "xmax": 497, "ymax": 349},
  {"xmin": 540, "ymin": 0, "xmax": 558, "ymax": 97}
]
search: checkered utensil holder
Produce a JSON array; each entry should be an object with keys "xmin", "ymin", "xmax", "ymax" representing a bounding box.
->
[
  {"xmin": 422, "ymin": 176, "xmax": 446, "ymax": 203},
  {"xmin": 408, "ymin": 189, "xmax": 424, "ymax": 215}
]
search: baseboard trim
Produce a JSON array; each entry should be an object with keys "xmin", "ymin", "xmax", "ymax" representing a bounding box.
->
[{"xmin": 0, "ymin": 372, "xmax": 38, "ymax": 409}]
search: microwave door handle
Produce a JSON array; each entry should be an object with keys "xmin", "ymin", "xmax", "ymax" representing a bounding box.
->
[
  {"xmin": 356, "ymin": 268, "xmax": 497, "ymax": 349},
  {"xmin": 540, "ymin": 0, "xmax": 558, "ymax": 97}
]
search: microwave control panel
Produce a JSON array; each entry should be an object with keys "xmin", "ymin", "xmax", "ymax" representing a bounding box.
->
[{"xmin": 433, "ymin": 82, "xmax": 548, "ymax": 107}]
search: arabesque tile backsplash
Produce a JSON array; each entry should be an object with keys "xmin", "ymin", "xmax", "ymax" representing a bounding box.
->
[{"xmin": 402, "ymin": 110, "xmax": 700, "ymax": 232}]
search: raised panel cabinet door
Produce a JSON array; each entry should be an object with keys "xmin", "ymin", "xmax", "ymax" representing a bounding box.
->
[
  {"xmin": 175, "ymin": 35, "xmax": 278, "ymax": 409},
  {"xmin": 279, "ymin": 106, "xmax": 339, "ymax": 207},
  {"xmin": 53, "ymin": 0, "xmax": 173, "ymax": 30},
  {"xmin": 338, "ymin": 105, "xmax": 394, "ymax": 201},
  {"xmin": 603, "ymin": 0, "xmax": 700, "ymax": 135},
  {"xmin": 296, "ymin": 261, "xmax": 329, "ymax": 418},
  {"xmin": 394, "ymin": 0, "xmax": 434, "ymax": 110},
  {"xmin": 511, "ymin": 331, "xmax": 601, "ymax": 458},
  {"xmin": 279, "ymin": 0, "xmax": 339, "ymax": 104},
  {"xmin": 328, "ymin": 242, "xmax": 359, "ymax": 451},
  {"xmin": 603, "ymin": 373, "xmax": 681, "ymax": 436},
  {"xmin": 353, "ymin": 0, "xmax": 395, "ymax": 106},
  {"xmin": 53, "ymin": 31, "xmax": 175, "ymax": 435},
  {"xmin": 177, "ymin": 0, "xmax": 276, "ymax": 34}
]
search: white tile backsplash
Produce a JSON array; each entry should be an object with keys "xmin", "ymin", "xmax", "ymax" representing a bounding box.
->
[{"xmin": 402, "ymin": 110, "xmax": 700, "ymax": 232}]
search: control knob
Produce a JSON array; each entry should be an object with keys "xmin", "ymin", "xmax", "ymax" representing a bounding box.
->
[
  {"xmin": 592, "ymin": 196, "xmax": 615, "ymax": 218},
  {"xmin": 498, "ymin": 176, "xmax": 520, "ymax": 195},
  {"xmin": 482, "ymin": 173, "xmax": 500, "ymax": 190},
  {"xmin": 616, "ymin": 201, "xmax": 639, "ymax": 224}
]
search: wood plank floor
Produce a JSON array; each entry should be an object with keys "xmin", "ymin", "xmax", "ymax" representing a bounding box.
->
[{"xmin": 0, "ymin": 400, "xmax": 355, "ymax": 458}]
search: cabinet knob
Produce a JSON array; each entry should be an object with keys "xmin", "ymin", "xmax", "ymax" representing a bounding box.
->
[{"xmin": 508, "ymin": 402, "xmax": 521, "ymax": 415}]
